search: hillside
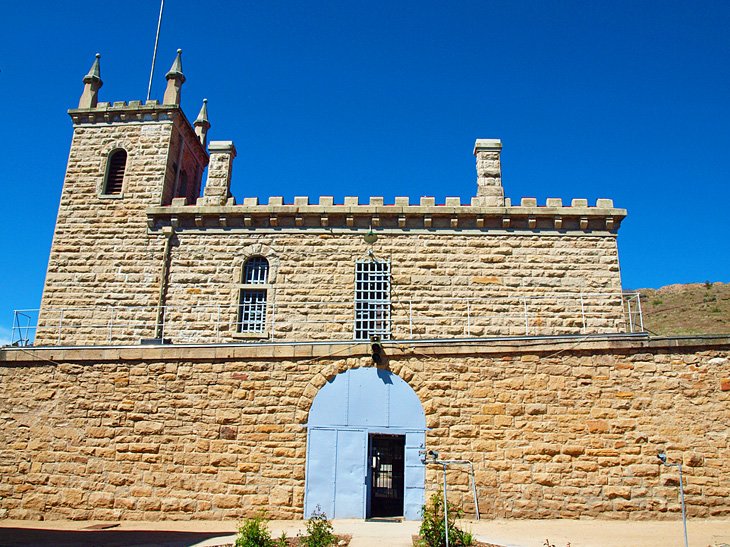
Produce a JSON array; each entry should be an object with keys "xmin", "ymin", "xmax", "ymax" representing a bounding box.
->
[{"xmin": 637, "ymin": 282, "xmax": 730, "ymax": 336}]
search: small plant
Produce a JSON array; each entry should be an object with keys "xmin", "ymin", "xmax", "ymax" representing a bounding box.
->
[
  {"xmin": 705, "ymin": 280, "xmax": 713, "ymax": 290},
  {"xmin": 299, "ymin": 506, "xmax": 337, "ymax": 547},
  {"xmin": 236, "ymin": 513, "xmax": 275, "ymax": 547},
  {"xmin": 418, "ymin": 492, "xmax": 473, "ymax": 546}
]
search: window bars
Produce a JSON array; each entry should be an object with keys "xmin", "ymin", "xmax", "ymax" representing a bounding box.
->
[
  {"xmin": 238, "ymin": 289, "xmax": 267, "ymax": 332},
  {"xmin": 243, "ymin": 256, "xmax": 269, "ymax": 284},
  {"xmin": 238, "ymin": 256, "xmax": 270, "ymax": 332},
  {"xmin": 355, "ymin": 259, "xmax": 391, "ymax": 340}
]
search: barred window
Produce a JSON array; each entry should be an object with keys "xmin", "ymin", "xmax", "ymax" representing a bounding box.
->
[
  {"xmin": 103, "ymin": 149, "xmax": 127, "ymax": 195},
  {"xmin": 238, "ymin": 289, "xmax": 267, "ymax": 333},
  {"xmin": 243, "ymin": 256, "xmax": 269, "ymax": 284},
  {"xmin": 354, "ymin": 259, "xmax": 391, "ymax": 340},
  {"xmin": 238, "ymin": 256, "xmax": 270, "ymax": 333}
]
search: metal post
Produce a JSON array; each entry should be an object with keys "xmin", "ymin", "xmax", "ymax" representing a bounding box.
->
[
  {"xmin": 409, "ymin": 300, "xmax": 413, "ymax": 338},
  {"xmin": 466, "ymin": 300, "xmax": 471, "ymax": 337},
  {"xmin": 57, "ymin": 309, "xmax": 64, "ymax": 346},
  {"xmin": 469, "ymin": 461, "xmax": 480, "ymax": 520},
  {"xmin": 658, "ymin": 454, "xmax": 689, "ymax": 547},
  {"xmin": 270, "ymin": 300, "xmax": 276, "ymax": 341},
  {"xmin": 627, "ymin": 298, "xmax": 634, "ymax": 333},
  {"xmin": 636, "ymin": 292, "xmax": 645, "ymax": 332},
  {"xmin": 678, "ymin": 463, "xmax": 688, "ymax": 547},
  {"xmin": 146, "ymin": 0, "xmax": 165, "ymax": 102},
  {"xmin": 11, "ymin": 311, "xmax": 18, "ymax": 345},
  {"xmin": 108, "ymin": 307, "xmax": 116, "ymax": 343},
  {"xmin": 160, "ymin": 306, "xmax": 166, "ymax": 340},
  {"xmin": 522, "ymin": 298, "xmax": 529, "ymax": 336},
  {"xmin": 442, "ymin": 463, "xmax": 449, "ymax": 547}
]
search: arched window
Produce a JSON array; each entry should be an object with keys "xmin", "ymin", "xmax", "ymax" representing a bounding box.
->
[
  {"xmin": 238, "ymin": 256, "xmax": 270, "ymax": 333},
  {"xmin": 103, "ymin": 149, "xmax": 127, "ymax": 195}
]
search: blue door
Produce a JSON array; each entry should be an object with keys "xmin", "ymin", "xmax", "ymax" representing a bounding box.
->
[{"xmin": 304, "ymin": 368, "xmax": 426, "ymax": 520}]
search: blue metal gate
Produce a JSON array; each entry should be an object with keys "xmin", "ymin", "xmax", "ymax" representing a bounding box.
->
[{"xmin": 304, "ymin": 368, "xmax": 426, "ymax": 520}]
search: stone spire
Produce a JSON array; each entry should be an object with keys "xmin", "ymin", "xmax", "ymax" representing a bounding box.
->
[
  {"xmin": 78, "ymin": 53, "xmax": 103, "ymax": 109},
  {"xmin": 194, "ymin": 99, "xmax": 211, "ymax": 147},
  {"xmin": 163, "ymin": 49, "xmax": 186, "ymax": 106}
]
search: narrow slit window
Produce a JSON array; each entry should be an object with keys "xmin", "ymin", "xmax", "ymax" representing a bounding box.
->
[
  {"xmin": 103, "ymin": 149, "xmax": 127, "ymax": 195},
  {"xmin": 354, "ymin": 259, "xmax": 391, "ymax": 340},
  {"xmin": 238, "ymin": 256, "xmax": 270, "ymax": 333}
]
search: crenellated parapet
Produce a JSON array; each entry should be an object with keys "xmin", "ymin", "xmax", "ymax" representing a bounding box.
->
[
  {"xmin": 147, "ymin": 195, "xmax": 625, "ymax": 234},
  {"xmin": 69, "ymin": 99, "xmax": 183, "ymax": 125}
]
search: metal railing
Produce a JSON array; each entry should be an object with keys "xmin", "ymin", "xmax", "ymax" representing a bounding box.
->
[{"xmin": 9, "ymin": 291, "xmax": 644, "ymax": 347}]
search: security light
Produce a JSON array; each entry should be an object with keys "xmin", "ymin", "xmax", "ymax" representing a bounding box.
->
[
  {"xmin": 657, "ymin": 452, "xmax": 667, "ymax": 464},
  {"xmin": 363, "ymin": 228, "xmax": 377, "ymax": 244},
  {"xmin": 370, "ymin": 335, "xmax": 383, "ymax": 364}
]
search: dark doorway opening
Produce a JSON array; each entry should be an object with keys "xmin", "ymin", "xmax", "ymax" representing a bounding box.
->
[{"xmin": 368, "ymin": 434, "xmax": 405, "ymax": 518}]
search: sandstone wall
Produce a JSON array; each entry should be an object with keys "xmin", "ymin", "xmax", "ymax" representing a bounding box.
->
[
  {"xmin": 41, "ymin": 228, "xmax": 624, "ymax": 345},
  {"xmin": 1, "ymin": 337, "xmax": 728, "ymax": 521},
  {"xmin": 36, "ymin": 110, "xmax": 207, "ymax": 347}
]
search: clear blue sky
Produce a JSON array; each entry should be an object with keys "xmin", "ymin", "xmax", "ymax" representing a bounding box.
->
[{"xmin": 1, "ymin": 0, "xmax": 729, "ymax": 339}]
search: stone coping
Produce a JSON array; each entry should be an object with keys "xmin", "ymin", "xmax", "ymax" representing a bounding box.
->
[
  {"xmin": 147, "ymin": 200, "xmax": 627, "ymax": 232},
  {"xmin": 68, "ymin": 101, "xmax": 188, "ymax": 128},
  {"xmin": 3, "ymin": 334, "xmax": 728, "ymax": 364},
  {"xmin": 150, "ymin": 196, "xmax": 625, "ymax": 212}
]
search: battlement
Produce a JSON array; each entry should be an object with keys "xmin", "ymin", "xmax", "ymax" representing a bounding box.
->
[
  {"xmin": 68, "ymin": 99, "xmax": 181, "ymax": 125},
  {"xmin": 148, "ymin": 195, "xmax": 625, "ymax": 233}
]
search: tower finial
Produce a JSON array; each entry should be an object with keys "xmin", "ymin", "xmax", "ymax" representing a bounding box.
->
[
  {"xmin": 163, "ymin": 49, "xmax": 186, "ymax": 106},
  {"xmin": 194, "ymin": 98, "xmax": 211, "ymax": 147},
  {"xmin": 78, "ymin": 53, "xmax": 103, "ymax": 109}
]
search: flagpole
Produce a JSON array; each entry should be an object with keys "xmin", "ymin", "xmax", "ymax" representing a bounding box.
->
[{"xmin": 146, "ymin": 0, "xmax": 165, "ymax": 102}]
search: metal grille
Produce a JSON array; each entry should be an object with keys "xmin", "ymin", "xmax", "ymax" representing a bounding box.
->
[
  {"xmin": 354, "ymin": 259, "xmax": 391, "ymax": 340},
  {"xmin": 104, "ymin": 150, "xmax": 126, "ymax": 195},
  {"xmin": 238, "ymin": 289, "xmax": 267, "ymax": 332},
  {"xmin": 243, "ymin": 257, "xmax": 269, "ymax": 284}
]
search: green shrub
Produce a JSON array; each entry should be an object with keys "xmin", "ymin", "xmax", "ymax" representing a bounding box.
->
[
  {"xmin": 235, "ymin": 514, "xmax": 275, "ymax": 547},
  {"xmin": 418, "ymin": 493, "xmax": 473, "ymax": 546},
  {"xmin": 299, "ymin": 506, "xmax": 337, "ymax": 547}
]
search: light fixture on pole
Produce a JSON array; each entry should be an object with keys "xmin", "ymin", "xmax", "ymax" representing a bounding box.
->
[{"xmin": 657, "ymin": 452, "xmax": 688, "ymax": 547}]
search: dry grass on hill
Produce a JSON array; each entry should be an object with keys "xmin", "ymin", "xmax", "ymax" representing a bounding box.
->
[{"xmin": 637, "ymin": 282, "xmax": 730, "ymax": 336}]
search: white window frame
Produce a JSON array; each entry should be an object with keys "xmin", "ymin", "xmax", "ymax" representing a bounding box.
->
[
  {"xmin": 237, "ymin": 256, "xmax": 270, "ymax": 335},
  {"xmin": 354, "ymin": 258, "xmax": 391, "ymax": 340}
]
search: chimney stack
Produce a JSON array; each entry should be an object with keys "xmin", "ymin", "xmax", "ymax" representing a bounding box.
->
[
  {"xmin": 473, "ymin": 139, "xmax": 504, "ymax": 207},
  {"xmin": 199, "ymin": 141, "xmax": 236, "ymax": 205}
]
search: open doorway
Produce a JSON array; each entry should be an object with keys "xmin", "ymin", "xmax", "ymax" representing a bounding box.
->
[{"xmin": 368, "ymin": 434, "xmax": 405, "ymax": 518}]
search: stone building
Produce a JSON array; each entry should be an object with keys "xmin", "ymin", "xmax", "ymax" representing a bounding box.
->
[{"xmin": 1, "ymin": 53, "xmax": 729, "ymax": 522}]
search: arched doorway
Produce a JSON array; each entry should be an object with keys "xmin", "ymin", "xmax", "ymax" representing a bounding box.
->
[{"xmin": 304, "ymin": 367, "xmax": 426, "ymax": 520}]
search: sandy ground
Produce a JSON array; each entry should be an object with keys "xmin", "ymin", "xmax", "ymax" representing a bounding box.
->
[{"xmin": 0, "ymin": 518, "xmax": 728, "ymax": 546}]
